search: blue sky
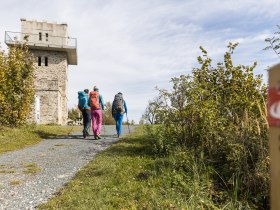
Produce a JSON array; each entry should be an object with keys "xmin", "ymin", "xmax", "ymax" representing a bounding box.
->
[{"xmin": 1, "ymin": 0, "xmax": 280, "ymax": 122}]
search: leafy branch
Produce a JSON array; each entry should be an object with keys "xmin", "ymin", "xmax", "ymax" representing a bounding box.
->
[{"xmin": 264, "ymin": 25, "xmax": 280, "ymax": 58}]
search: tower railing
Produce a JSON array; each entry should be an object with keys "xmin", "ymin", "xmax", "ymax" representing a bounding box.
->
[{"xmin": 5, "ymin": 31, "xmax": 77, "ymax": 49}]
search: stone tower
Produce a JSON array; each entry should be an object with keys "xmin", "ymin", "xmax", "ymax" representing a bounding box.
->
[{"xmin": 5, "ymin": 19, "xmax": 77, "ymax": 125}]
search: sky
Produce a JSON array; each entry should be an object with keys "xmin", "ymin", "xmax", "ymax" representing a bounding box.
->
[{"xmin": 1, "ymin": 0, "xmax": 280, "ymax": 123}]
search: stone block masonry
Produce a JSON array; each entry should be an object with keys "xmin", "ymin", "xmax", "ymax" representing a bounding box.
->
[
  {"xmin": 12, "ymin": 19, "xmax": 78, "ymax": 125},
  {"xmin": 32, "ymin": 50, "xmax": 68, "ymax": 125}
]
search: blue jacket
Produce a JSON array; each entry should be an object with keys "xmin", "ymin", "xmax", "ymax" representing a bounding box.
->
[
  {"xmin": 98, "ymin": 94, "xmax": 105, "ymax": 110},
  {"xmin": 112, "ymin": 99, "xmax": 127, "ymax": 116},
  {"xmin": 78, "ymin": 91, "xmax": 90, "ymax": 110}
]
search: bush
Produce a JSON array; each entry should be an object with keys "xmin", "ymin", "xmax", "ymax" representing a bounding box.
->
[
  {"xmin": 0, "ymin": 42, "xmax": 35, "ymax": 127},
  {"xmin": 146, "ymin": 43, "xmax": 269, "ymax": 207}
]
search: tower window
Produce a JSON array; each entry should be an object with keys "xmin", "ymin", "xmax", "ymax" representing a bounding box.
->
[
  {"xmin": 38, "ymin": 56, "xmax": 41, "ymax": 66},
  {"xmin": 39, "ymin": 32, "xmax": 42, "ymax": 41},
  {"xmin": 46, "ymin": 33, "xmax": 48, "ymax": 41},
  {"xmin": 45, "ymin": 57, "xmax": 48, "ymax": 66}
]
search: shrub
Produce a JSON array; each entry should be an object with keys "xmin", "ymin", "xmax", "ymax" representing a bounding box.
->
[
  {"xmin": 146, "ymin": 43, "xmax": 269, "ymax": 207},
  {"xmin": 0, "ymin": 42, "xmax": 35, "ymax": 127}
]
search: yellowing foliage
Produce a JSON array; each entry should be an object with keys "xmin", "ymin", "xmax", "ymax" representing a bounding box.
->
[{"xmin": 0, "ymin": 43, "xmax": 35, "ymax": 127}]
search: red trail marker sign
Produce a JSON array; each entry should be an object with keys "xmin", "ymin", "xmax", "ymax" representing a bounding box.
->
[
  {"xmin": 268, "ymin": 87, "xmax": 280, "ymax": 126},
  {"xmin": 268, "ymin": 63, "xmax": 280, "ymax": 210}
]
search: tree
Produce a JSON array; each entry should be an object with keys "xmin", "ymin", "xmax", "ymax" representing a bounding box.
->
[
  {"xmin": 0, "ymin": 41, "xmax": 35, "ymax": 127},
  {"xmin": 264, "ymin": 25, "xmax": 280, "ymax": 57},
  {"xmin": 142, "ymin": 96, "xmax": 164, "ymax": 124},
  {"xmin": 103, "ymin": 102, "xmax": 115, "ymax": 125},
  {"xmin": 139, "ymin": 117, "xmax": 145, "ymax": 125},
  {"xmin": 68, "ymin": 107, "xmax": 81, "ymax": 121}
]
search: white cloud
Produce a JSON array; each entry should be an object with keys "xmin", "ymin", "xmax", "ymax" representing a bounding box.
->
[{"xmin": 1, "ymin": 0, "xmax": 280, "ymax": 122}]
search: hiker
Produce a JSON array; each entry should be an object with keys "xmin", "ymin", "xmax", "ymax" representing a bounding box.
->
[
  {"xmin": 112, "ymin": 92, "xmax": 128, "ymax": 138},
  {"xmin": 89, "ymin": 86, "xmax": 105, "ymax": 139},
  {"xmin": 78, "ymin": 89, "xmax": 91, "ymax": 138}
]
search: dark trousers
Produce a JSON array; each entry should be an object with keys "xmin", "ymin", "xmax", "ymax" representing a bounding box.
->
[{"xmin": 82, "ymin": 109, "xmax": 91, "ymax": 133}]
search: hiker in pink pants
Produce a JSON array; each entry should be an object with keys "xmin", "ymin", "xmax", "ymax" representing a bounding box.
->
[
  {"xmin": 91, "ymin": 110, "xmax": 103, "ymax": 138},
  {"xmin": 89, "ymin": 86, "xmax": 105, "ymax": 140}
]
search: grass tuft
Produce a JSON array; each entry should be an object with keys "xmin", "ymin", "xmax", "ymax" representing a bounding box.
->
[
  {"xmin": 10, "ymin": 179, "xmax": 21, "ymax": 185},
  {"xmin": 22, "ymin": 162, "xmax": 41, "ymax": 174},
  {"xmin": 54, "ymin": 144, "xmax": 66, "ymax": 147},
  {"xmin": 0, "ymin": 169, "xmax": 16, "ymax": 173}
]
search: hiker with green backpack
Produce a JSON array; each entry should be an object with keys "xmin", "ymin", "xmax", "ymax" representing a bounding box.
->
[
  {"xmin": 89, "ymin": 86, "xmax": 105, "ymax": 140},
  {"xmin": 112, "ymin": 92, "xmax": 128, "ymax": 138},
  {"xmin": 78, "ymin": 89, "xmax": 91, "ymax": 138}
]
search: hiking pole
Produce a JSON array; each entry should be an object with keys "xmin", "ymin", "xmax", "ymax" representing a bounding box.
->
[
  {"xmin": 102, "ymin": 106, "xmax": 106, "ymax": 139},
  {"xmin": 102, "ymin": 116, "xmax": 106, "ymax": 139},
  {"xmin": 126, "ymin": 113, "xmax": 131, "ymax": 134}
]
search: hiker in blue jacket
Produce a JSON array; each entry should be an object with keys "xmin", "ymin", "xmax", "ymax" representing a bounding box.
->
[
  {"xmin": 78, "ymin": 89, "xmax": 91, "ymax": 138},
  {"xmin": 112, "ymin": 92, "xmax": 127, "ymax": 138}
]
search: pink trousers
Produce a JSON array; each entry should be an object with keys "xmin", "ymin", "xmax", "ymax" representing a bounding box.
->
[{"xmin": 91, "ymin": 110, "xmax": 102, "ymax": 136}]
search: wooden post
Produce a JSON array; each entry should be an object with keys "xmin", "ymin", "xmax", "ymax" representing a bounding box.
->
[{"xmin": 268, "ymin": 63, "xmax": 280, "ymax": 210}]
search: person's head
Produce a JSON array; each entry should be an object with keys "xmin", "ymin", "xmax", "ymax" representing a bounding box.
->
[
  {"xmin": 84, "ymin": 89, "xmax": 89, "ymax": 94},
  {"xmin": 93, "ymin": 86, "xmax": 99, "ymax": 91}
]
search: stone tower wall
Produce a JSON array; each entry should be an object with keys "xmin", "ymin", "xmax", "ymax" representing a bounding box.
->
[
  {"xmin": 30, "ymin": 50, "xmax": 68, "ymax": 124},
  {"xmin": 21, "ymin": 20, "xmax": 68, "ymax": 46},
  {"xmin": 20, "ymin": 19, "xmax": 71, "ymax": 125}
]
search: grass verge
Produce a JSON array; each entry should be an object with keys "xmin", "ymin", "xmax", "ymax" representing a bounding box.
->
[
  {"xmin": 0, "ymin": 125, "xmax": 77, "ymax": 154},
  {"xmin": 38, "ymin": 126, "xmax": 230, "ymax": 210}
]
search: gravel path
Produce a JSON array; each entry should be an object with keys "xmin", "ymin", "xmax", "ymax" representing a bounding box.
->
[{"xmin": 0, "ymin": 125, "xmax": 134, "ymax": 210}]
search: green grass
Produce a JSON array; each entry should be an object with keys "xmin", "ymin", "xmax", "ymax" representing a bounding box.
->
[
  {"xmin": 0, "ymin": 125, "xmax": 77, "ymax": 154},
  {"xmin": 0, "ymin": 169, "xmax": 16, "ymax": 173},
  {"xmin": 54, "ymin": 144, "xmax": 67, "ymax": 147},
  {"xmin": 38, "ymin": 127, "xmax": 228, "ymax": 210},
  {"xmin": 22, "ymin": 162, "xmax": 41, "ymax": 174},
  {"xmin": 10, "ymin": 179, "xmax": 22, "ymax": 185}
]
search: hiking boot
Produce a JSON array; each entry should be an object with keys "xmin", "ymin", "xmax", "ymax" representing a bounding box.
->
[
  {"xmin": 94, "ymin": 135, "xmax": 97, "ymax": 140},
  {"xmin": 82, "ymin": 130, "xmax": 87, "ymax": 139},
  {"xmin": 96, "ymin": 135, "xmax": 101, "ymax": 139}
]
